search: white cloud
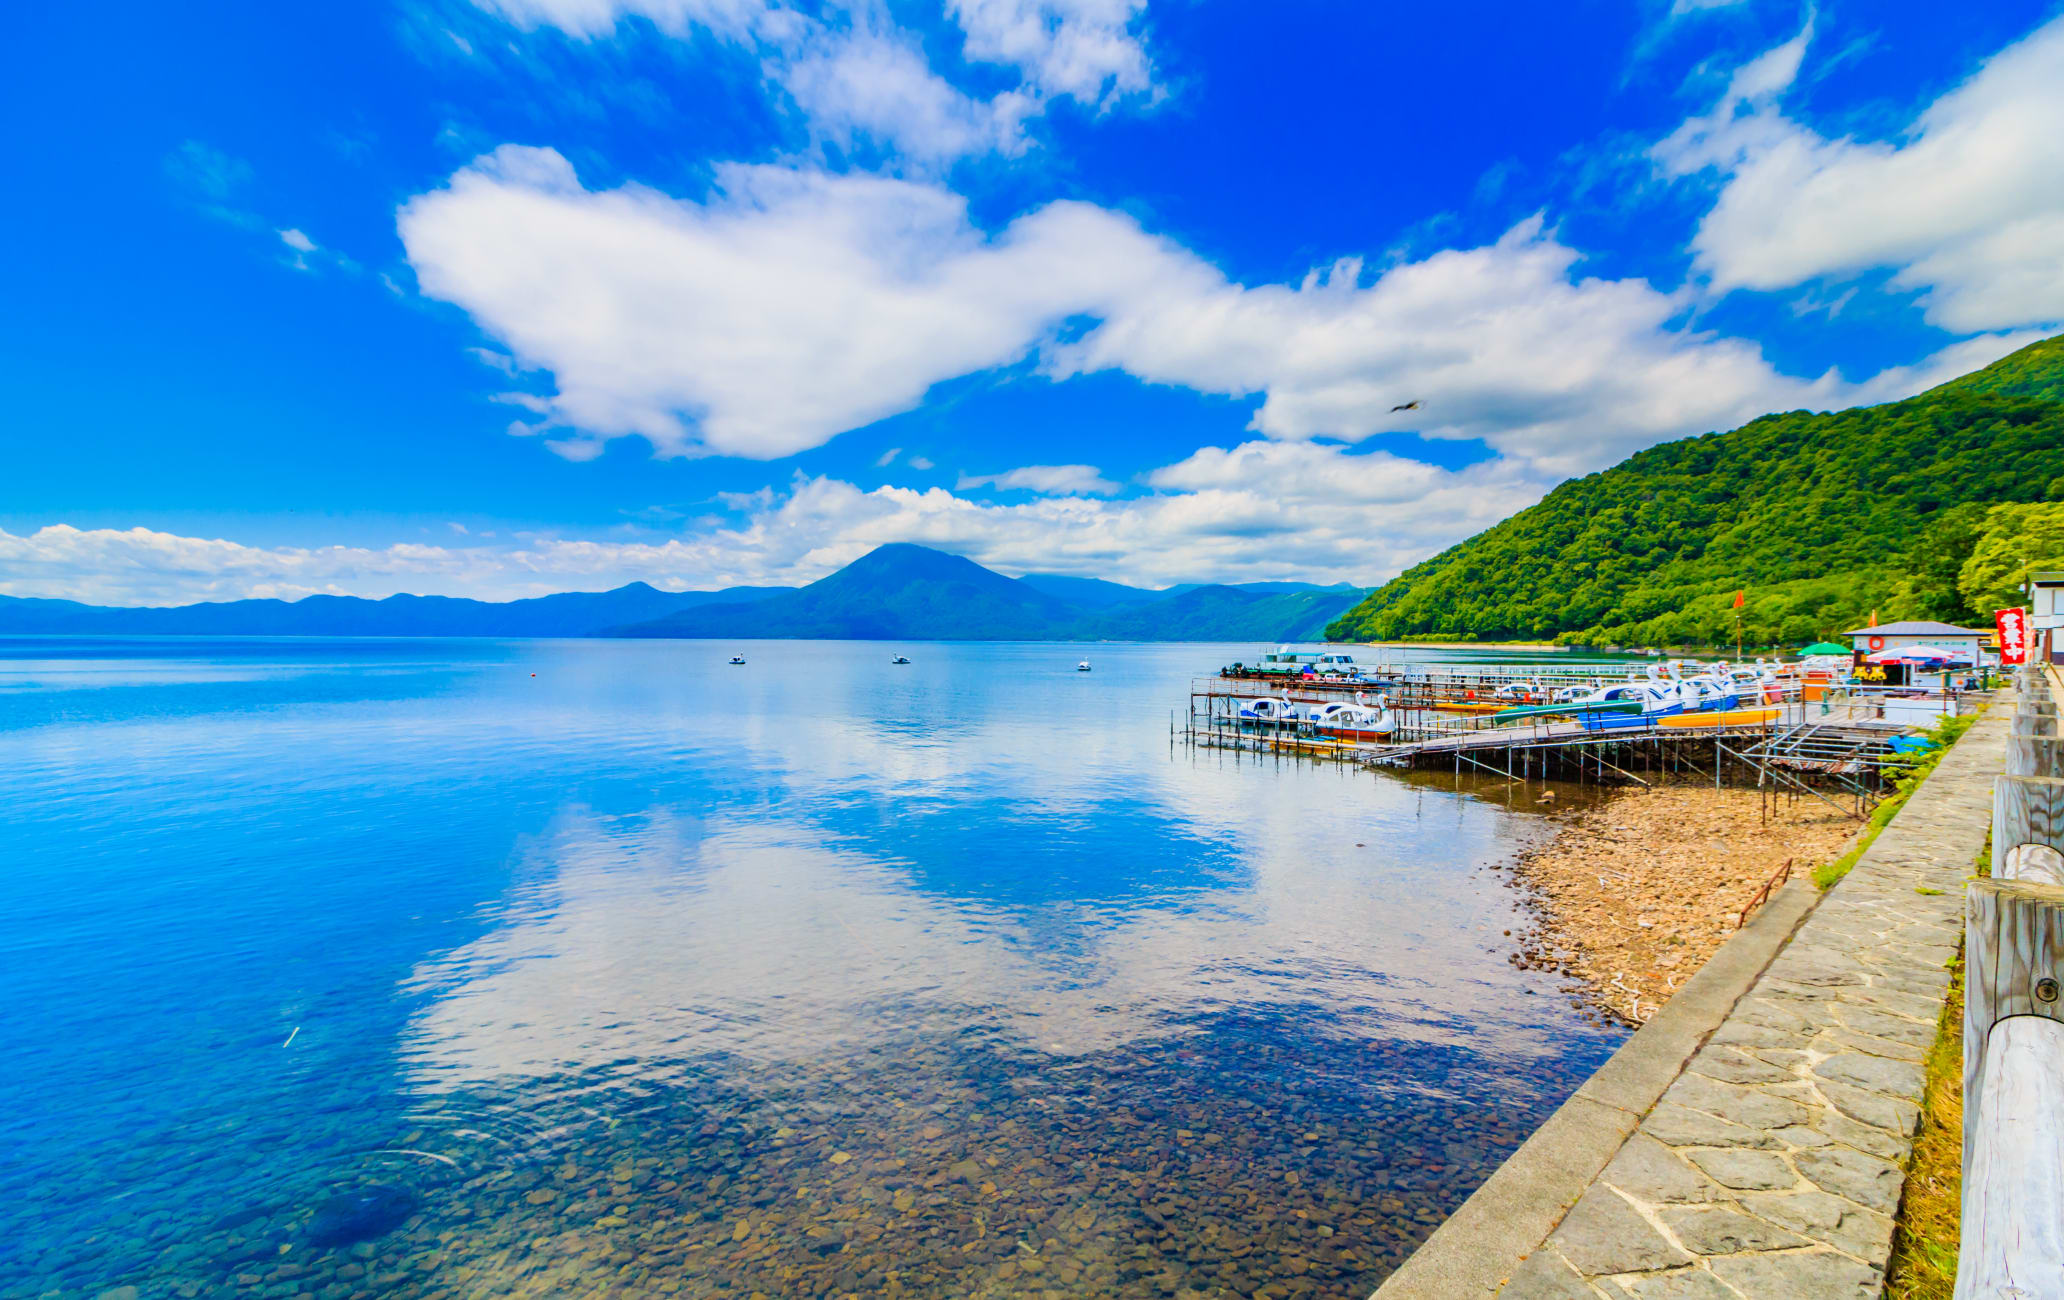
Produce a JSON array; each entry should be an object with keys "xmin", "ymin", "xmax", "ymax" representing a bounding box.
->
[
  {"xmin": 0, "ymin": 524, "xmax": 733, "ymax": 606},
  {"xmin": 407, "ymin": 149, "xmax": 1991, "ymax": 479},
  {"xmin": 0, "ymin": 441, "xmax": 1540, "ymax": 605},
  {"xmin": 470, "ymin": 0, "xmax": 784, "ymax": 40},
  {"xmin": 398, "ymin": 146, "xmax": 1182, "ymax": 459},
  {"xmin": 1056, "ymin": 216, "xmax": 1858, "ymax": 476},
  {"xmin": 465, "ymin": 0, "xmax": 1153, "ymax": 165},
  {"xmin": 167, "ymin": 141, "xmax": 355, "ymax": 274},
  {"xmin": 783, "ymin": 28, "xmax": 1036, "ymax": 162},
  {"xmin": 1658, "ymin": 15, "xmax": 2064, "ymax": 332},
  {"xmin": 873, "ymin": 446, "xmax": 901, "ymax": 467},
  {"xmin": 906, "ymin": 455, "xmax": 934, "ymax": 470},
  {"xmin": 273, "ymin": 225, "xmax": 359, "ymax": 275},
  {"xmin": 957, "ymin": 463, "xmax": 1119, "ymax": 495},
  {"xmin": 945, "ymin": 0, "xmax": 1152, "ymax": 103}
]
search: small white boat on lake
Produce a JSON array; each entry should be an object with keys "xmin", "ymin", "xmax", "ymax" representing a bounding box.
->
[
  {"xmin": 728, "ymin": 655, "xmax": 747, "ymax": 665},
  {"xmin": 1077, "ymin": 660, "xmax": 1092, "ymax": 672},
  {"xmin": 1236, "ymin": 696, "xmax": 1300, "ymax": 725},
  {"xmin": 1309, "ymin": 693, "xmax": 1396, "ymax": 740}
]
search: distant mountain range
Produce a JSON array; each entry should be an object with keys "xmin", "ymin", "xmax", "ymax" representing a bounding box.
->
[{"xmin": 0, "ymin": 544, "xmax": 1363, "ymax": 642}]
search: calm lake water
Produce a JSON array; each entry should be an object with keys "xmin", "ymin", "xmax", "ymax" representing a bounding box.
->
[{"xmin": 0, "ymin": 639, "xmax": 1626, "ymax": 1300}]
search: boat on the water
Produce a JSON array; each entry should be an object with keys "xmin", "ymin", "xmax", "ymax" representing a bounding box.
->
[
  {"xmin": 728, "ymin": 655, "xmax": 746, "ymax": 665},
  {"xmin": 1077, "ymin": 660, "xmax": 1092, "ymax": 672},
  {"xmin": 1230, "ymin": 646, "xmax": 1361, "ymax": 678},
  {"xmin": 891, "ymin": 655, "xmax": 911, "ymax": 665},
  {"xmin": 1489, "ymin": 698, "xmax": 1644, "ymax": 724},
  {"xmin": 1309, "ymin": 694, "xmax": 1396, "ymax": 740},
  {"xmin": 1657, "ymin": 706, "xmax": 1782, "ymax": 729},
  {"xmin": 1235, "ymin": 697, "xmax": 1300, "ymax": 724},
  {"xmin": 1497, "ymin": 673, "xmax": 1686, "ymax": 723}
]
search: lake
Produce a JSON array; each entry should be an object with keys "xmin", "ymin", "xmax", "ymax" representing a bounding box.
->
[{"xmin": 0, "ymin": 638, "xmax": 1625, "ymax": 1299}]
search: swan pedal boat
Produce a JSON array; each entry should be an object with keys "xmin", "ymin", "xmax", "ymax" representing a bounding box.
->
[{"xmin": 1488, "ymin": 700, "xmax": 1644, "ymax": 724}]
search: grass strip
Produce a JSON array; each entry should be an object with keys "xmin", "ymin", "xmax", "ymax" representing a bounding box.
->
[
  {"xmin": 1885, "ymin": 946, "xmax": 1965, "ymax": 1298},
  {"xmin": 1812, "ymin": 709, "xmax": 1980, "ymax": 890},
  {"xmin": 1884, "ymin": 829, "xmax": 1989, "ymax": 1298}
]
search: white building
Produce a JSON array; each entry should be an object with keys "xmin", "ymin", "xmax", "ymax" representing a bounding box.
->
[{"xmin": 1843, "ymin": 620, "xmax": 1987, "ymax": 662}]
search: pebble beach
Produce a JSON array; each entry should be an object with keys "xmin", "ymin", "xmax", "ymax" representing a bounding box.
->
[{"xmin": 1503, "ymin": 785, "xmax": 1858, "ymax": 1024}]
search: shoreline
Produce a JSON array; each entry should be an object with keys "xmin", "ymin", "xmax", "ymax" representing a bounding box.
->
[{"xmin": 1503, "ymin": 782, "xmax": 1858, "ymax": 1025}]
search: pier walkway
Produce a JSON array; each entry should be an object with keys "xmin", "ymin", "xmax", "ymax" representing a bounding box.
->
[{"xmin": 1373, "ymin": 695, "xmax": 2009, "ymax": 1297}]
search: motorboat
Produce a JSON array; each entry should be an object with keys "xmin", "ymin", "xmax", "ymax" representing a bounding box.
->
[
  {"xmin": 728, "ymin": 655, "xmax": 746, "ymax": 665},
  {"xmin": 1077, "ymin": 660, "xmax": 1092, "ymax": 672},
  {"xmin": 891, "ymin": 655, "xmax": 911, "ymax": 665}
]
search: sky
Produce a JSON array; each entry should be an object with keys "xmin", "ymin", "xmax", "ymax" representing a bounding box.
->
[{"xmin": 4, "ymin": 0, "xmax": 2063, "ymax": 605}]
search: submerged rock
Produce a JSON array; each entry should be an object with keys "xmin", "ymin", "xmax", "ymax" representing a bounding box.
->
[{"xmin": 304, "ymin": 1185, "xmax": 420, "ymax": 1248}]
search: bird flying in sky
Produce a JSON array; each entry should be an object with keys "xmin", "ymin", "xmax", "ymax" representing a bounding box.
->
[{"xmin": 1390, "ymin": 400, "xmax": 1422, "ymax": 412}]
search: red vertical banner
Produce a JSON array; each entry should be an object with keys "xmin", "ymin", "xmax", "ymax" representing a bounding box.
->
[{"xmin": 1997, "ymin": 607, "xmax": 2029, "ymax": 665}]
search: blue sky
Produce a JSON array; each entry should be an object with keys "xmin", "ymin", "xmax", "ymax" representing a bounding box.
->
[{"xmin": 4, "ymin": 0, "xmax": 2061, "ymax": 603}]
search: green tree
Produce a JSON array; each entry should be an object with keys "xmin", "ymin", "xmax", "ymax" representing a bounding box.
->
[
  {"xmin": 1898, "ymin": 501, "xmax": 1989, "ymax": 623},
  {"xmin": 1326, "ymin": 332, "xmax": 2064, "ymax": 646},
  {"xmin": 1957, "ymin": 502, "xmax": 2064, "ymax": 614}
]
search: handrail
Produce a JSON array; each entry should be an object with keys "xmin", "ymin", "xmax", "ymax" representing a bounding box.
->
[
  {"xmin": 1736, "ymin": 858, "xmax": 1793, "ymax": 928},
  {"xmin": 1959, "ymin": 664, "xmax": 2064, "ymax": 1297}
]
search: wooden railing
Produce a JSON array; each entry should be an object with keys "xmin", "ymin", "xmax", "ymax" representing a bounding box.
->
[{"xmin": 1958, "ymin": 663, "xmax": 2064, "ymax": 1297}]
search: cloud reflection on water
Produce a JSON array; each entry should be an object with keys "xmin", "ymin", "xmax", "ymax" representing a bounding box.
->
[{"xmin": 400, "ymin": 776, "xmax": 1573, "ymax": 1093}]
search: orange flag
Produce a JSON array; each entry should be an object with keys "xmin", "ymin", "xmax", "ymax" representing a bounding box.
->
[{"xmin": 1732, "ymin": 590, "xmax": 1745, "ymax": 609}]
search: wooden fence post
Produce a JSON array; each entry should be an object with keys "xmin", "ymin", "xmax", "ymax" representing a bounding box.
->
[
  {"xmin": 1960, "ymin": 879, "xmax": 2064, "ymax": 1298},
  {"xmin": 2016, "ymin": 710, "xmax": 2059, "ymax": 739},
  {"xmin": 2007, "ymin": 732, "xmax": 2064, "ymax": 779},
  {"xmin": 1994, "ymin": 775, "xmax": 2064, "ymax": 878}
]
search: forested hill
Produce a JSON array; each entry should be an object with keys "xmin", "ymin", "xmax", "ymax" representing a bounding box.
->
[{"xmin": 1326, "ymin": 334, "xmax": 2064, "ymax": 647}]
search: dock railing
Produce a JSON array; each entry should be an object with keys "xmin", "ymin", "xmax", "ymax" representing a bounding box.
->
[{"xmin": 1958, "ymin": 662, "xmax": 2064, "ymax": 1297}]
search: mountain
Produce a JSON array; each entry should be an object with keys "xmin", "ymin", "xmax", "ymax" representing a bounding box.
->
[
  {"xmin": 609, "ymin": 545, "xmax": 1366, "ymax": 640},
  {"xmin": 1168, "ymin": 581, "xmax": 1359, "ymax": 597},
  {"xmin": 1017, "ymin": 573, "xmax": 1360, "ymax": 608},
  {"xmin": 1929, "ymin": 333, "xmax": 2064, "ymax": 402},
  {"xmin": 1080, "ymin": 585, "xmax": 1364, "ymax": 641},
  {"xmin": 3, "ymin": 546, "xmax": 1361, "ymax": 643},
  {"xmin": 1325, "ymin": 333, "xmax": 2064, "ymax": 647},
  {"xmin": 615, "ymin": 544, "xmax": 1080, "ymax": 640},
  {"xmin": 1016, "ymin": 574, "xmax": 1166, "ymax": 607},
  {"xmin": 0, "ymin": 582, "xmax": 790, "ymax": 638}
]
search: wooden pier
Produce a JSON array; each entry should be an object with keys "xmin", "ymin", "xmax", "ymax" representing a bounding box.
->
[{"xmin": 1180, "ymin": 674, "xmax": 1957, "ymax": 817}]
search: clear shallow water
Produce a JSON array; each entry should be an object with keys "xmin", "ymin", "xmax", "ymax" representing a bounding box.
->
[{"xmin": 0, "ymin": 639, "xmax": 1625, "ymax": 1299}]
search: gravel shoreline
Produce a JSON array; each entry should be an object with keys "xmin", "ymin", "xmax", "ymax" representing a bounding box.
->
[{"xmin": 1504, "ymin": 783, "xmax": 1857, "ymax": 1025}]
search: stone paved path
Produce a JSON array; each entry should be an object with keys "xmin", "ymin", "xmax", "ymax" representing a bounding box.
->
[{"xmin": 1502, "ymin": 705, "xmax": 2007, "ymax": 1299}]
